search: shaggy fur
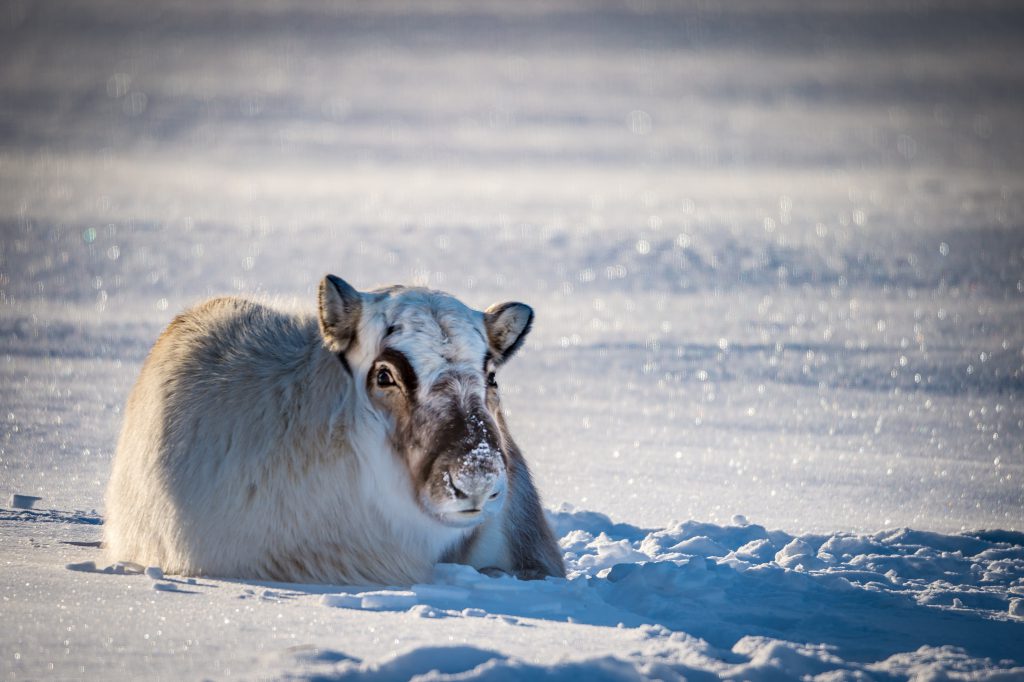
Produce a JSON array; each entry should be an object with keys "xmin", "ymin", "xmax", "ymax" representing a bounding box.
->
[{"xmin": 103, "ymin": 278, "xmax": 564, "ymax": 584}]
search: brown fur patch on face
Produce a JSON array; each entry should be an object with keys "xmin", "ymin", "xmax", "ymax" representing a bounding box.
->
[
  {"xmin": 367, "ymin": 342, "xmax": 509, "ymax": 516},
  {"xmin": 366, "ymin": 347, "xmax": 425, "ymax": 464},
  {"xmin": 485, "ymin": 381, "xmax": 501, "ymax": 418},
  {"xmin": 412, "ymin": 375, "xmax": 507, "ymax": 511},
  {"xmin": 373, "ymin": 348, "xmax": 419, "ymax": 398},
  {"xmin": 376, "ymin": 390, "xmax": 420, "ymax": 466}
]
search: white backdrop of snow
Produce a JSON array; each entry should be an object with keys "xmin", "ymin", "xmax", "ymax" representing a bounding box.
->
[{"xmin": 1, "ymin": 0, "xmax": 1023, "ymax": 679}]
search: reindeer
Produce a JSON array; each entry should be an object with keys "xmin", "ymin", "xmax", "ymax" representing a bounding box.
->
[{"xmin": 103, "ymin": 276, "xmax": 565, "ymax": 584}]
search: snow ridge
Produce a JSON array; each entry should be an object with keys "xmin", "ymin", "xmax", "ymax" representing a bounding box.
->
[{"xmin": 298, "ymin": 507, "xmax": 1024, "ymax": 680}]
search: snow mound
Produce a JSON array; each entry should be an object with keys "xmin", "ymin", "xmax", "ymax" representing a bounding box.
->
[{"xmin": 310, "ymin": 508, "xmax": 1024, "ymax": 680}]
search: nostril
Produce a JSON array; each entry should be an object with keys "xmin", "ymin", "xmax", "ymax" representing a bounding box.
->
[
  {"xmin": 450, "ymin": 483, "xmax": 468, "ymax": 500},
  {"xmin": 488, "ymin": 490, "xmax": 500, "ymax": 500}
]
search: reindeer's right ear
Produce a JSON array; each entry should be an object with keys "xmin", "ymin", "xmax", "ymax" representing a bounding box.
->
[{"xmin": 318, "ymin": 275, "xmax": 362, "ymax": 353}]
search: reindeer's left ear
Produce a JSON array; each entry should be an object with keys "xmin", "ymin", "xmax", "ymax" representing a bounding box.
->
[{"xmin": 484, "ymin": 302, "xmax": 534, "ymax": 364}]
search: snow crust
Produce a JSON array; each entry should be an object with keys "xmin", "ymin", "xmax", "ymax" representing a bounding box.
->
[{"xmin": 3, "ymin": 506, "xmax": 1023, "ymax": 679}]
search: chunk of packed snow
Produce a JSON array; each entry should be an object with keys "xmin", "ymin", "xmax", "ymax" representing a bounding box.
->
[
  {"xmin": 668, "ymin": 535, "xmax": 730, "ymax": 558},
  {"xmin": 410, "ymin": 584, "xmax": 471, "ymax": 602},
  {"xmin": 9, "ymin": 494, "xmax": 42, "ymax": 510},
  {"xmin": 320, "ymin": 594, "xmax": 362, "ymax": 609},
  {"xmin": 407, "ymin": 604, "xmax": 444, "ymax": 619},
  {"xmin": 775, "ymin": 538, "xmax": 825, "ymax": 570},
  {"xmin": 359, "ymin": 591, "xmax": 418, "ymax": 611},
  {"xmin": 574, "ymin": 533, "xmax": 649, "ymax": 573}
]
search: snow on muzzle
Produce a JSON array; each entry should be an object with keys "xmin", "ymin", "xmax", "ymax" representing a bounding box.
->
[{"xmin": 418, "ymin": 409, "xmax": 507, "ymax": 527}]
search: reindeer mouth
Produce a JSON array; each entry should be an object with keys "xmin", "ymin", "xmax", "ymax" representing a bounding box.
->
[
  {"xmin": 418, "ymin": 462, "xmax": 507, "ymax": 529},
  {"xmin": 411, "ymin": 404, "xmax": 508, "ymax": 529}
]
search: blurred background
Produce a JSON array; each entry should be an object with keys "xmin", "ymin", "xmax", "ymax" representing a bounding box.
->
[{"xmin": 1, "ymin": 0, "xmax": 1022, "ymax": 533}]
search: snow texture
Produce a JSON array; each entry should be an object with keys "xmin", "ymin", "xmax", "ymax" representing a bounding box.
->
[
  {"xmin": 2, "ymin": 0, "xmax": 1023, "ymax": 679},
  {"xmin": 4, "ymin": 507, "xmax": 1024, "ymax": 679}
]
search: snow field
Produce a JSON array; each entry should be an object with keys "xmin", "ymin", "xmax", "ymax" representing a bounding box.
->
[
  {"xmin": 3, "ymin": 0, "xmax": 1024, "ymax": 679},
  {"xmin": 6, "ymin": 505, "xmax": 1022, "ymax": 679}
]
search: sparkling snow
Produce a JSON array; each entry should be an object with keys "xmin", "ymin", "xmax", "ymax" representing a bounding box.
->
[{"xmin": 2, "ymin": 0, "xmax": 1023, "ymax": 679}]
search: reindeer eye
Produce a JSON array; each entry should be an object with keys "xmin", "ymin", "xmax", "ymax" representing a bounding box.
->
[
  {"xmin": 376, "ymin": 367, "xmax": 397, "ymax": 388},
  {"xmin": 486, "ymin": 372, "xmax": 497, "ymax": 389}
]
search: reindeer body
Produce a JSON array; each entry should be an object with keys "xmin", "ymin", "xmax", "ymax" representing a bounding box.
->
[{"xmin": 103, "ymin": 282, "xmax": 564, "ymax": 584}]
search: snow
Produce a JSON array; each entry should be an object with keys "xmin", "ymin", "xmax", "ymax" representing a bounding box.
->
[
  {"xmin": 7, "ymin": 508, "xmax": 1023, "ymax": 679},
  {"xmin": 2, "ymin": 0, "xmax": 1024, "ymax": 679},
  {"xmin": 8, "ymin": 494, "xmax": 41, "ymax": 509}
]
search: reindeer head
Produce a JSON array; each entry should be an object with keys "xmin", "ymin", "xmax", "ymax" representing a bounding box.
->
[{"xmin": 317, "ymin": 275, "xmax": 533, "ymax": 529}]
